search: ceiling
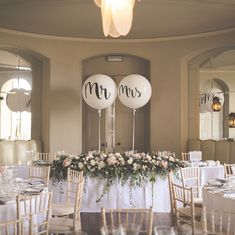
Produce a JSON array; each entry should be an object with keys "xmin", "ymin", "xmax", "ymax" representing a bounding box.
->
[{"xmin": 0, "ymin": 0, "xmax": 235, "ymax": 40}]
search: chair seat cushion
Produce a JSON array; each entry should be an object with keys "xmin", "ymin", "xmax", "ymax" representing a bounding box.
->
[
  {"xmin": 49, "ymin": 217, "xmax": 73, "ymax": 233},
  {"xmin": 51, "ymin": 203, "xmax": 74, "ymax": 216}
]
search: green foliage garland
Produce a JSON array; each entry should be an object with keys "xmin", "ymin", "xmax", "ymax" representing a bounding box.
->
[{"xmin": 33, "ymin": 151, "xmax": 183, "ymax": 203}]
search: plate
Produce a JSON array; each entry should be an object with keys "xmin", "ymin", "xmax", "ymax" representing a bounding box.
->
[
  {"xmin": 207, "ymin": 180, "xmax": 223, "ymax": 187},
  {"xmin": 223, "ymin": 190, "xmax": 235, "ymax": 194},
  {"xmin": 216, "ymin": 178, "xmax": 228, "ymax": 184}
]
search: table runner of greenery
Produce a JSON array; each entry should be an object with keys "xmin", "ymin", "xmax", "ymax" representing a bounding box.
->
[{"xmin": 33, "ymin": 151, "xmax": 183, "ymax": 202}]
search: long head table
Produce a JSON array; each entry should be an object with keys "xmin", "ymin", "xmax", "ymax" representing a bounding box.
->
[{"xmin": 50, "ymin": 165, "xmax": 224, "ymax": 212}]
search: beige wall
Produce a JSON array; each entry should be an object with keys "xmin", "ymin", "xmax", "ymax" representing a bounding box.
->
[{"xmin": 0, "ymin": 30, "xmax": 235, "ymax": 156}]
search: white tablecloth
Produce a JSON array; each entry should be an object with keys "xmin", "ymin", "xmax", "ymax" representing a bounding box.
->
[
  {"xmin": 4, "ymin": 164, "xmax": 224, "ymax": 213},
  {"xmin": 50, "ymin": 165, "xmax": 224, "ymax": 213}
]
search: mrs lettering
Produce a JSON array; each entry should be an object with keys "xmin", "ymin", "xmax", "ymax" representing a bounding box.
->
[
  {"xmin": 119, "ymin": 85, "xmax": 142, "ymax": 98},
  {"xmin": 84, "ymin": 82, "xmax": 111, "ymax": 100}
]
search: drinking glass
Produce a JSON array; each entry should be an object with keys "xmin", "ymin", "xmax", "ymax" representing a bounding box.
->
[
  {"xmin": 119, "ymin": 223, "xmax": 141, "ymax": 235},
  {"xmin": 154, "ymin": 225, "xmax": 176, "ymax": 235},
  {"xmin": 175, "ymin": 224, "xmax": 192, "ymax": 235},
  {"xmin": 100, "ymin": 226, "xmax": 121, "ymax": 235},
  {"xmin": 74, "ymin": 230, "xmax": 88, "ymax": 235}
]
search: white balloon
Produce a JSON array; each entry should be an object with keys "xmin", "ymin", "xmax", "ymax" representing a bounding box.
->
[
  {"xmin": 6, "ymin": 88, "xmax": 31, "ymax": 112},
  {"xmin": 82, "ymin": 74, "xmax": 117, "ymax": 110},
  {"xmin": 118, "ymin": 74, "xmax": 152, "ymax": 109}
]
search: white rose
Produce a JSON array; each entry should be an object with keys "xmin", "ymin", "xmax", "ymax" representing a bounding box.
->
[
  {"xmin": 146, "ymin": 155, "xmax": 152, "ymax": 161},
  {"xmin": 90, "ymin": 159, "xmax": 96, "ymax": 166},
  {"xmin": 133, "ymin": 163, "xmax": 139, "ymax": 170},
  {"xmin": 127, "ymin": 157, "xmax": 133, "ymax": 165},
  {"xmin": 115, "ymin": 152, "xmax": 121, "ymax": 157},
  {"xmin": 78, "ymin": 162, "xmax": 84, "ymax": 169},
  {"xmin": 98, "ymin": 161, "xmax": 106, "ymax": 169}
]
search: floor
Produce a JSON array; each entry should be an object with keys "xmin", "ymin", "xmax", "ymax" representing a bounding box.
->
[{"xmin": 81, "ymin": 212, "xmax": 173, "ymax": 235}]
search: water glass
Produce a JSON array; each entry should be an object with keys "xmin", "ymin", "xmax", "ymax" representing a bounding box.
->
[
  {"xmin": 154, "ymin": 225, "xmax": 176, "ymax": 235},
  {"xmin": 100, "ymin": 226, "xmax": 121, "ymax": 235},
  {"xmin": 119, "ymin": 223, "xmax": 141, "ymax": 235},
  {"xmin": 74, "ymin": 230, "xmax": 88, "ymax": 235},
  {"xmin": 175, "ymin": 224, "xmax": 192, "ymax": 235}
]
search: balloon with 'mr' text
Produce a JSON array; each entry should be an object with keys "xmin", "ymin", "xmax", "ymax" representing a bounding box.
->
[
  {"xmin": 82, "ymin": 74, "xmax": 117, "ymax": 110},
  {"xmin": 118, "ymin": 74, "xmax": 152, "ymax": 109}
]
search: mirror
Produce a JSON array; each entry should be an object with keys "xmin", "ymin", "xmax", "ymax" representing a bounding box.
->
[{"xmin": 199, "ymin": 50, "xmax": 235, "ymax": 140}]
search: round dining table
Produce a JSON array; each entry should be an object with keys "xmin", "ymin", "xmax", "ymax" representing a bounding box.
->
[{"xmin": 202, "ymin": 186, "xmax": 235, "ymax": 232}]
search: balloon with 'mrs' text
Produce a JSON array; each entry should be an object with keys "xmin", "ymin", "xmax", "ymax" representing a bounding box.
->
[
  {"xmin": 82, "ymin": 74, "xmax": 117, "ymax": 110},
  {"xmin": 118, "ymin": 74, "xmax": 152, "ymax": 109}
]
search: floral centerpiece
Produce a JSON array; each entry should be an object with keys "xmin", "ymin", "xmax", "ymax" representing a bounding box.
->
[{"xmin": 33, "ymin": 151, "xmax": 183, "ymax": 202}]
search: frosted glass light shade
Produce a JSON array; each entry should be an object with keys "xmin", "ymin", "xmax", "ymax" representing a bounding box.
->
[{"xmin": 94, "ymin": 0, "xmax": 136, "ymax": 37}]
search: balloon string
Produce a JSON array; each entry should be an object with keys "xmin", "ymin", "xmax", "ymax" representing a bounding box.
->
[
  {"xmin": 132, "ymin": 109, "xmax": 136, "ymax": 152},
  {"xmin": 98, "ymin": 109, "xmax": 101, "ymax": 152}
]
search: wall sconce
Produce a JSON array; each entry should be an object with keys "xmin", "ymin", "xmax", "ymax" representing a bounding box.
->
[
  {"xmin": 212, "ymin": 96, "xmax": 222, "ymax": 112},
  {"xmin": 228, "ymin": 112, "xmax": 235, "ymax": 128}
]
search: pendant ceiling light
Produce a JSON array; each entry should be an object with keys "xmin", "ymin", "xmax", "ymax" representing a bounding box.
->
[
  {"xmin": 94, "ymin": 0, "xmax": 138, "ymax": 38},
  {"xmin": 228, "ymin": 112, "xmax": 235, "ymax": 128}
]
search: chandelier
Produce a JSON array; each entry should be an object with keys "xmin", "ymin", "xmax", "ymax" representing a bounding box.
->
[{"xmin": 93, "ymin": 0, "xmax": 138, "ymax": 38}]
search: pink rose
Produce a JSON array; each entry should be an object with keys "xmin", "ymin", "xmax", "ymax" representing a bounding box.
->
[{"xmin": 63, "ymin": 158, "xmax": 71, "ymax": 167}]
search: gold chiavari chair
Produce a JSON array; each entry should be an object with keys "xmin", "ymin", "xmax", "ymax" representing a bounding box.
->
[
  {"xmin": 224, "ymin": 163, "xmax": 235, "ymax": 179},
  {"xmin": 201, "ymin": 207, "xmax": 235, "ymax": 235},
  {"xmin": 172, "ymin": 183, "xmax": 202, "ymax": 235},
  {"xmin": 29, "ymin": 165, "xmax": 51, "ymax": 187},
  {"xmin": 180, "ymin": 167, "xmax": 202, "ymax": 207},
  {"xmin": 182, "ymin": 152, "xmax": 190, "ymax": 161},
  {"xmin": 101, "ymin": 207, "xmax": 153, "ymax": 235},
  {"xmin": 35, "ymin": 153, "xmax": 55, "ymax": 162},
  {"xmin": 16, "ymin": 191, "xmax": 52, "ymax": 235},
  {"xmin": 51, "ymin": 168, "xmax": 84, "ymax": 217},
  {"xmin": 49, "ymin": 175, "xmax": 84, "ymax": 234}
]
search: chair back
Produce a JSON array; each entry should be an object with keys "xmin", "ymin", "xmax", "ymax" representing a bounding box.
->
[
  {"xmin": 180, "ymin": 167, "xmax": 201, "ymax": 198},
  {"xmin": 182, "ymin": 152, "xmax": 190, "ymax": 161},
  {"xmin": 0, "ymin": 219, "xmax": 22, "ymax": 235},
  {"xmin": 16, "ymin": 191, "xmax": 52, "ymax": 235},
  {"xmin": 172, "ymin": 183, "xmax": 196, "ymax": 233},
  {"xmin": 35, "ymin": 152, "xmax": 55, "ymax": 162},
  {"xmin": 29, "ymin": 165, "xmax": 51, "ymax": 186},
  {"xmin": 66, "ymin": 168, "xmax": 84, "ymax": 205},
  {"xmin": 72, "ymin": 173, "xmax": 84, "ymax": 231},
  {"xmin": 101, "ymin": 207, "xmax": 153, "ymax": 235},
  {"xmin": 224, "ymin": 163, "xmax": 235, "ymax": 178},
  {"xmin": 201, "ymin": 207, "xmax": 235, "ymax": 235}
]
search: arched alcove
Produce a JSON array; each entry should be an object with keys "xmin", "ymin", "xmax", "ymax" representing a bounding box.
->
[
  {"xmin": 188, "ymin": 46, "xmax": 235, "ymax": 140},
  {"xmin": 0, "ymin": 46, "xmax": 50, "ymax": 150},
  {"xmin": 82, "ymin": 54, "xmax": 150, "ymax": 153}
]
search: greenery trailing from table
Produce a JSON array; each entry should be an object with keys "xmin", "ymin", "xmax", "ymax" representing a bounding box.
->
[{"xmin": 33, "ymin": 151, "xmax": 183, "ymax": 203}]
